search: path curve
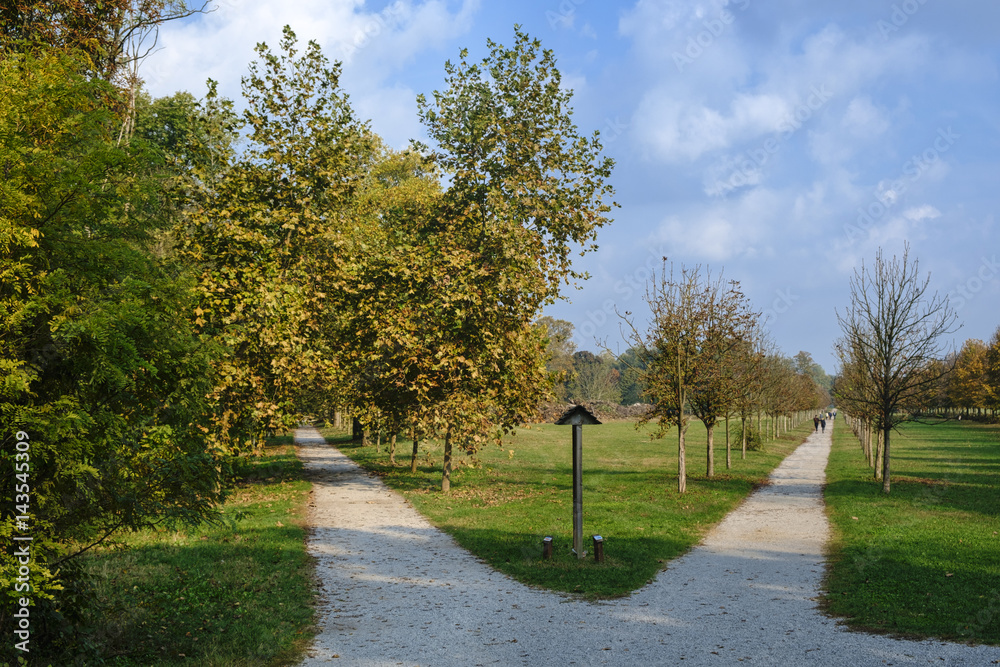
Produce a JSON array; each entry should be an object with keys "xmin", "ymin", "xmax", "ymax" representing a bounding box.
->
[{"xmin": 297, "ymin": 424, "xmax": 997, "ymax": 666}]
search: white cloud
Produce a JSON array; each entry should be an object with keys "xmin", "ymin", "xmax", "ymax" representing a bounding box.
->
[
  {"xmin": 903, "ymin": 205, "xmax": 941, "ymax": 222},
  {"xmin": 142, "ymin": 0, "xmax": 480, "ymax": 120},
  {"xmin": 650, "ymin": 188, "xmax": 783, "ymax": 261},
  {"xmin": 633, "ymin": 91, "xmax": 792, "ymax": 162},
  {"xmin": 842, "ymin": 96, "xmax": 889, "ymax": 138},
  {"xmin": 624, "ymin": 15, "xmax": 937, "ymax": 171}
]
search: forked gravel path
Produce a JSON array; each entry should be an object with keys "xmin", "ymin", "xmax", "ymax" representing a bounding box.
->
[{"xmin": 296, "ymin": 424, "xmax": 998, "ymax": 666}]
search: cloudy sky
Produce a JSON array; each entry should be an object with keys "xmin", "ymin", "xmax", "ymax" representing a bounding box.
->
[{"xmin": 144, "ymin": 0, "xmax": 1000, "ymax": 372}]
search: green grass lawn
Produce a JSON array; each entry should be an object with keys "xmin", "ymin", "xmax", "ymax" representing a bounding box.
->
[
  {"xmin": 79, "ymin": 436, "xmax": 316, "ymax": 666},
  {"xmin": 321, "ymin": 417, "xmax": 813, "ymax": 599},
  {"xmin": 823, "ymin": 418, "xmax": 1000, "ymax": 644}
]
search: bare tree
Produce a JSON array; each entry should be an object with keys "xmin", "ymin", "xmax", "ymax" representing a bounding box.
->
[{"xmin": 835, "ymin": 244, "xmax": 958, "ymax": 494}]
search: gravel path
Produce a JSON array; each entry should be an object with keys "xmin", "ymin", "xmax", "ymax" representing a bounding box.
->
[{"xmin": 296, "ymin": 424, "xmax": 998, "ymax": 666}]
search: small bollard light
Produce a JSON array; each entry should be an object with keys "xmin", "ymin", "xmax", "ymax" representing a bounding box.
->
[
  {"xmin": 592, "ymin": 535, "xmax": 604, "ymax": 563},
  {"xmin": 542, "ymin": 536, "xmax": 553, "ymax": 560}
]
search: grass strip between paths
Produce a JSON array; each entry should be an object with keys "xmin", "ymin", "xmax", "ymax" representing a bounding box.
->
[
  {"xmin": 80, "ymin": 435, "xmax": 316, "ymax": 666},
  {"xmin": 823, "ymin": 418, "xmax": 1000, "ymax": 644},
  {"xmin": 322, "ymin": 418, "xmax": 814, "ymax": 599}
]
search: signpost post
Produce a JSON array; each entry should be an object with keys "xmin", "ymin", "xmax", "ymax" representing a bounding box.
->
[{"xmin": 555, "ymin": 405, "xmax": 602, "ymax": 559}]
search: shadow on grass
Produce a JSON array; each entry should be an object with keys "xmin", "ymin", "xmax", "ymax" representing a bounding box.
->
[
  {"xmin": 824, "ymin": 477, "xmax": 1000, "ymax": 518},
  {"xmin": 445, "ymin": 527, "xmax": 688, "ymax": 598},
  {"xmin": 87, "ymin": 523, "xmax": 315, "ymax": 666},
  {"xmin": 824, "ymin": 544, "xmax": 1000, "ymax": 644}
]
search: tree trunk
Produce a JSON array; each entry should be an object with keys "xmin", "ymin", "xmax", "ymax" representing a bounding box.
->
[
  {"xmin": 741, "ymin": 416, "xmax": 747, "ymax": 459},
  {"xmin": 678, "ymin": 425, "xmax": 687, "ymax": 493},
  {"xmin": 442, "ymin": 427, "xmax": 453, "ymax": 493},
  {"xmin": 874, "ymin": 428, "xmax": 883, "ymax": 481},
  {"xmin": 725, "ymin": 414, "xmax": 732, "ymax": 470},
  {"xmin": 866, "ymin": 422, "xmax": 873, "ymax": 467},
  {"xmin": 881, "ymin": 423, "xmax": 891, "ymax": 494},
  {"xmin": 705, "ymin": 422, "xmax": 714, "ymax": 478},
  {"xmin": 389, "ymin": 432, "xmax": 397, "ymax": 465},
  {"xmin": 410, "ymin": 436, "xmax": 419, "ymax": 473},
  {"xmin": 677, "ymin": 354, "xmax": 686, "ymax": 494}
]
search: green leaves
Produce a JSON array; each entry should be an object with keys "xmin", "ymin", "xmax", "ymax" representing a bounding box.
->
[
  {"xmin": 1, "ymin": 47, "xmax": 232, "ymax": 654},
  {"xmin": 177, "ymin": 27, "xmax": 373, "ymax": 452},
  {"xmin": 417, "ymin": 26, "xmax": 617, "ymax": 307}
]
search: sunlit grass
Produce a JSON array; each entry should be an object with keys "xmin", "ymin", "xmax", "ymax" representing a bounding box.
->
[{"xmin": 823, "ymin": 418, "xmax": 1000, "ymax": 644}]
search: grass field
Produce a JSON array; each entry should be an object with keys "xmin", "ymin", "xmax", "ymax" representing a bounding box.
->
[
  {"xmin": 823, "ymin": 418, "xmax": 1000, "ymax": 644},
  {"xmin": 322, "ymin": 417, "xmax": 813, "ymax": 598},
  {"xmin": 79, "ymin": 436, "xmax": 316, "ymax": 666}
]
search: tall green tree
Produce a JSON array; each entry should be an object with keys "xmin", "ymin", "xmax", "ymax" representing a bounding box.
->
[
  {"xmin": 615, "ymin": 346, "xmax": 648, "ymax": 405},
  {"xmin": 416, "ymin": 26, "xmax": 616, "ymax": 310},
  {"xmin": 793, "ymin": 350, "xmax": 832, "ymax": 394},
  {"xmin": 569, "ymin": 350, "xmax": 622, "ymax": 403},
  {"xmin": 0, "ymin": 47, "xmax": 227, "ymax": 658},
  {"xmin": 406, "ymin": 26, "xmax": 616, "ymax": 488},
  {"xmin": 179, "ymin": 27, "xmax": 372, "ymax": 452}
]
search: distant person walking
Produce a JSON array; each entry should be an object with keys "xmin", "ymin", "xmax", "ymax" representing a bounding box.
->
[
  {"xmin": 820, "ymin": 417, "xmax": 827, "ymax": 433},
  {"xmin": 813, "ymin": 416, "xmax": 819, "ymax": 432}
]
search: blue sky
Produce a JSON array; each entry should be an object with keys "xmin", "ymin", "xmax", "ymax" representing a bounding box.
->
[{"xmin": 144, "ymin": 0, "xmax": 1000, "ymax": 373}]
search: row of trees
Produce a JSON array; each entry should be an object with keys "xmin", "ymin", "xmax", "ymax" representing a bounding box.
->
[
  {"xmin": 937, "ymin": 332, "xmax": 1000, "ymax": 416},
  {"xmin": 2, "ymin": 13, "xmax": 615, "ymax": 656},
  {"xmin": 605, "ymin": 264, "xmax": 831, "ymax": 493},
  {"xmin": 831, "ymin": 245, "xmax": 1000, "ymax": 494}
]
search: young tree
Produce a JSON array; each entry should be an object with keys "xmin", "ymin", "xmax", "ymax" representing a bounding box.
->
[
  {"xmin": 729, "ymin": 334, "xmax": 766, "ymax": 459},
  {"xmin": 835, "ymin": 245, "xmax": 958, "ymax": 493},
  {"xmin": 688, "ymin": 277, "xmax": 758, "ymax": 477},
  {"xmin": 623, "ymin": 263, "xmax": 755, "ymax": 492}
]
